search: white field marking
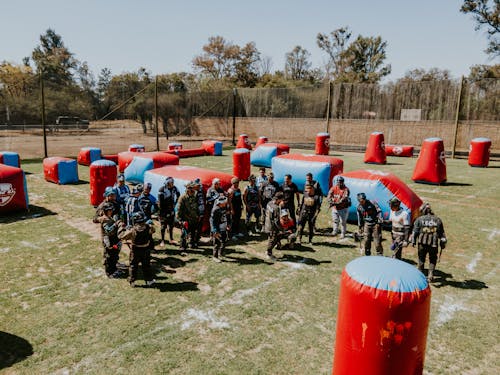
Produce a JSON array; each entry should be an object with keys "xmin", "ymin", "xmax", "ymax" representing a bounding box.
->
[
  {"xmin": 466, "ymin": 252, "xmax": 482, "ymax": 273},
  {"xmin": 0, "ymin": 248, "xmax": 10, "ymax": 253},
  {"xmin": 434, "ymin": 295, "xmax": 475, "ymax": 326},
  {"xmin": 21, "ymin": 302, "xmax": 30, "ymax": 310},
  {"xmin": 20, "ymin": 240, "xmax": 39, "ymax": 249},
  {"xmin": 26, "ymin": 285, "xmax": 49, "ymax": 293},
  {"xmin": 85, "ymin": 267, "xmax": 104, "ymax": 278},
  {"xmin": 281, "ymin": 261, "xmax": 308, "ymax": 270},
  {"xmin": 46, "ymin": 237, "xmax": 60, "ymax": 243},
  {"xmin": 181, "ymin": 308, "xmax": 230, "ymax": 330},
  {"xmin": 480, "ymin": 228, "xmax": 500, "ymax": 241},
  {"xmin": 198, "ymin": 283, "xmax": 212, "ymax": 295},
  {"xmin": 37, "ymin": 267, "xmax": 47, "ymax": 273}
]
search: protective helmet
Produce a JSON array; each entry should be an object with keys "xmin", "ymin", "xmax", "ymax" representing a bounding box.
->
[
  {"xmin": 249, "ymin": 174, "xmax": 256, "ymax": 181},
  {"xmin": 336, "ymin": 176, "xmax": 345, "ymax": 183},
  {"xmin": 231, "ymin": 177, "xmax": 239, "ymax": 184},
  {"xmin": 389, "ymin": 197, "xmax": 401, "ymax": 206},
  {"xmin": 185, "ymin": 181, "xmax": 195, "ymax": 189},
  {"xmin": 103, "ymin": 186, "xmax": 116, "ymax": 197},
  {"xmin": 420, "ymin": 202, "xmax": 432, "ymax": 215},
  {"xmin": 194, "ymin": 178, "xmax": 202, "ymax": 186},
  {"xmin": 132, "ymin": 211, "xmax": 145, "ymax": 223},
  {"xmin": 118, "ymin": 174, "xmax": 125, "ymax": 182},
  {"xmin": 102, "ymin": 202, "xmax": 114, "ymax": 212},
  {"xmin": 165, "ymin": 177, "xmax": 174, "ymax": 185},
  {"xmin": 357, "ymin": 192, "xmax": 366, "ymax": 201},
  {"xmin": 212, "ymin": 178, "xmax": 220, "ymax": 185},
  {"xmin": 136, "ymin": 184, "xmax": 144, "ymax": 193},
  {"xmin": 145, "ymin": 182, "xmax": 152, "ymax": 190}
]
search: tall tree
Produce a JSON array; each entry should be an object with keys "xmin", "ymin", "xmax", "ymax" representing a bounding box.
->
[
  {"xmin": 31, "ymin": 28, "xmax": 78, "ymax": 85},
  {"xmin": 399, "ymin": 68, "xmax": 452, "ymax": 82},
  {"xmin": 284, "ymin": 46, "xmax": 312, "ymax": 80},
  {"xmin": 192, "ymin": 36, "xmax": 240, "ymax": 80},
  {"xmin": 461, "ymin": 0, "xmax": 500, "ymax": 57},
  {"xmin": 234, "ymin": 42, "xmax": 261, "ymax": 87},
  {"xmin": 317, "ymin": 26, "xmax": 352, "ymax": 79}
]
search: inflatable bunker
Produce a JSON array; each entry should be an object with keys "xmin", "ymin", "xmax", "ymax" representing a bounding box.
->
[
  {"xmin": 90, "ymin": 159, "xmax": 118, "ymax": 206},
  {"xmin": 341, "ymin": 169, "xmax": 423, "ymax": 223},
  {"xmin": 77, "ymin": 147, "xmax": 102, "ymax": 166},
  {"xmin": 124, "ymin": 157, "xmax": 154, "ymax": 184},
  {"xmin": 164, "ymin": 148, "xmax": 207, "ymax": 158},
  {"xmin": 144, "ymin": 165, "xmax": 234, "ymax": 233},
  {"xmin": 333, "ymin": 256, "xmax": 431, "ymax": 375},
  {"xmin": 233, "ymin": 148, "xmax": 251, "ymax": 181},
  {"xmin": 103, "ymin": 154, "xmax": 118, "ymax": 164},
  {"xmin": 412, "ymin": 137, "xmax": 447, "ymax": 185},
  {"xmin": 469, "ymin": 137, "xmax": 491, "ymax": 167},
  {"xmin": 43, "ymin": 157, "xmax": 79, "ymax": 185},
  {"xmin": 236, "ymin": 134, "xmax": 252, "ymax": 150},
  {"xmin": 0, "ymin": 151, "xmax": 21, "ymax": 168},
  {"xmin": 385, "ymin": 145, "xmax": 414, "ymax": 157},
  {"xmin": 272, "ymin": 153, "xmax": 343, "ymax": 194},
  {"xmin": 128, "ymin": 144, "xmax": 145, "ymax": 152},
  {"xmin": 251, "ymin": 143, "xmax": 290, "ymax": 168},
  {"xmin": 0, "ymin": 164, "xmax": 29, "ymax": 213},
  {"xmin": 118, "ymin": 151, "xmax": 179, "ymax": 172},
  {"xmin": 315, "ymin": 132, "xmax": 330, "ymax": 155},
  {"xmin": 168, "ymin": 142, "xmax": 182, "ymax": 151},
  {"xmin": 364, "ymin": 132, "xmax": 386, "ymax": 164},
  {"xmin": 255, "ymin": 136, "xmax": 268, "ymax": 147},
  {"xmin": 202, "ymin": 140, "xmax": 223, "ymax": 156}
]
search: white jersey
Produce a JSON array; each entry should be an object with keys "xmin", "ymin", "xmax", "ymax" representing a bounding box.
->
[{"xmin": 389, "ymin": 209, "xmax": 410, "ymax": 234}]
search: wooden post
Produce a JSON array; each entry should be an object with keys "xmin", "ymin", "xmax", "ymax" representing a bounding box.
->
[
  {"xmin": 232, "ymin": 88, "xmax": 237, "ymax": 146},
  {"xmin": 155, "ymin": 76, "xmax": 159, "ymax": 151},
  {"xmin": 451, "ymin": 76, "xmax": 464, "ymax": 159},
  {"xmin": 325, "ymin": 81, "xmax": 333, "ymax": 133},
  {"xmin": 40, "ymin": 71, "xmax": 47, "ymax": 158}
]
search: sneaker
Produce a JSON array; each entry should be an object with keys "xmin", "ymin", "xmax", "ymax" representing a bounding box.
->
[
  {"xmin": 267, "ymin": 254, "xmax": 277, "ymax": 262},
  {"xmin": 160, "ymin": 241, "xmax": 165, "ymax": 247},
  {"xmin": 146, "ymin": 279, "xmax": 156, "ymax": 287}
]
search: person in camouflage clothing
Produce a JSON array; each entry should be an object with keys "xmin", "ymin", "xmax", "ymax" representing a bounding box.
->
[
  {"xmin": 175, "ymin": 181, "xmax": 200, "ymax": 251},
  {"xmin": 95, "ymin": 202, "xmax": 123, "ymax": 278}
]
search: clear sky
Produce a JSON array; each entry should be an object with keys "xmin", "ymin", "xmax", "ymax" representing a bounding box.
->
[{"xmin": 1, "ymin": 0, "xmax": 497, "ymax": 81}]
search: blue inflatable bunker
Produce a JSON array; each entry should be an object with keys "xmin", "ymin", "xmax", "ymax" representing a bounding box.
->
[
  {"xmin": 271, "ymin": 153, "xmax": 343, "ymax": 194},
  {"xmin": 124, "ymin": 157, "xmax": 154, "ymax": 184},
  {"xmin": 250, "ymin": 143, "xmax": 290, "ymax": 168},
  {"xmin": 0, "ymin": 151, "xmax": 21, "ymax": 168},
  {"xmin": 341, "ymin": 169, "xmax": 423, "ymax": 223}
]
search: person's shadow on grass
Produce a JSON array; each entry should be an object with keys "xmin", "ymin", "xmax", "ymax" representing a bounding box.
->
[{"xmin": 0, "ymin": 331, "xmax": 33, "ymax": 370}]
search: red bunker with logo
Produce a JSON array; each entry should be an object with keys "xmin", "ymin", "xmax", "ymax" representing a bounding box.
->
[
  {"xmin": 0, "ymin": 164, "xmax": 29, "ymax": 213},
  {"xmin": 412, "ymin": 137, "xmax": 447, "ymax": 184},
  {"xmin": 236, "ymin": 134, "xmax": 252, "ymax": 150},
  {"xmin": 364, "ymin": 132, "xmax": 386, "ymax": 164},
  {"xmin": 315, "ymin": 132, "xmax": 330, "ymax": 155}
]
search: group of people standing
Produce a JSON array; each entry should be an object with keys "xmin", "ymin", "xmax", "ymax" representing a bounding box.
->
[{"xmin": 92, "ymin": 167, "xmax": 446, "ymax": 286}]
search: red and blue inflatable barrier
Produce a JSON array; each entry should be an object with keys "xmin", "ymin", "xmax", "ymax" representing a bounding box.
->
[
  {"xmin": 202, "ymin": 140, "xmax": 223, "ymax": 156},
  {"xmin": 77, "ymin": 147, "xmax": 102, "ymax": 166},
  {"xmin": 272, "ymin": 154, "xmax": 343, "ymax": 194},
  {"xmin": 43, "ymin": 157, "xmax": 79, "ymax": 185},
  {"xmin": 468, "ymin": 137, "xmax": 491, "ymax": 167},
  {"xmin": 124, "ymin": 157, "xmax": 154, "ymax": 184},
  {"xmin": 128, "ymin": 144, "xmax": 145, "ymax": 152},
  {"xmin": 412, "ymin": 137, "xmax": 447, "ymax": 185},
  {"xmin": 341, "ymin": 169, "xmax": 423, "ymax": 223},
  {"xmin": 90, "ymin": 159, "xmax": 117, "ymax": 206},
  {"xmin": 0, "ymin": 151, "xmax": 21, "ymax": 168},
  {"xmin": 0, "ymin": 164, "xmax": 28, "ymax": 213},
  {"xmin": 250, "ymin": 143, "xmax": 290, "ymax": 168},
  {"xmin": 118, "ymin": 151, "xmax": 179, "ymax": 172},
  {"xmin": 333, "ymin": 256, "xmax": 431, "ymax": 375}
]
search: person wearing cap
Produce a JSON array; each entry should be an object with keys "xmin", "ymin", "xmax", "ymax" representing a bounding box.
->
[
  {"xmin": 412, "ymin": 202, "xmax": 446, "ymax": 282},
  {"xmin": 125, "ymin": 185, "xmax": 143, "ymax": 226},
  {"xmin": 278, "ymin": 208, "xmax": 297, "ymax": 250},
  {"xmin": 305, "ymin": 172, "xmax": 323, "ymax": 231},
  {"xmin": 296, "ymin": 183, "xmax": 321, "ymax": 244},
  {"xmin": 95, "ymin": 202, "xmax": 124, "ymax": 278},
  {"xmin": 256, "ymin": 167, "xmax": 268, "ymax": 188},
  {"xmin": 113, "ymin": 174, "xmax": 130, "ymax": 216},
  {"xmin": 206, "ymin": 178, "xmax": 224, "ymax": 218},
  {"xmin": 227, "ymin": 177, "xmax": 243, "ymax": 240},
  {"xmin": 118, "ymin": 211, "xmax": 156, "ymax": 287},
  {"xmin": 210, "ymin": 195, "xmax": 231, "ymax": 262},
  {"xmin": 259, "ymin": 171, "xmax": 280, "ymax": 227},
  {"xmin": 138, "ymin": 182, "xmax": 158, "ymax": 221},
  {"xmin": 158, "ymin": 177, "xmax": 180, "ymax": 247},
  {"xmin": 244, "ymin": 174, "xmax": 262, "ymax": 235},
  {"xmin": 192, "ymin": 178, "xmax": 205, "ymax": 248},
  {"xmin": 93, "ymin": 186, "xmax": 121, "ymax": 223},
  {"xmin": 263, "ymin": 191, "xmax": 285, "ymax": 261},
  {"xmin": 327, "ymin": 176, "xmax": 351, "ymax": 239},
  {"xmin": 281, "ymin": 174, "xmax": 300, "ymax": 225},
  {"xmin": 175, "ymin": 181, "xmax": 199, "ymax": 251},
  {"xmin": 356, "ymin": 192, "xmax": 383, "ymax": 256},
  {"xmin": 387, "ymin": 197, "xmax": 410, "ymax": 260}
]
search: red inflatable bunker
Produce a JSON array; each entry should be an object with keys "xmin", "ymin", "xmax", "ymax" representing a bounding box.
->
[
  {"xmin": 364, "ymin": 132, "xmax": 386, "ymax": 164},
  {"xmin": 333, "ymin": 256, "xmax": 431, "ymax": 375},
  {"xmin": 0, "ymin": 151, "xmax": 21, "ymax": 168},
  {"xmin": 164, "ymin": 148, "xmax": 206, "ymax": 158},
  {"xmin": 43, "ymin": 157, "xmax": 79, "ymax": 185},
  {"xmin": 202, "ymin": 140, "xmax": 223, "ymax": 156},
  {"xmin": 412, "ymin": 137, "xmax": 447, "ymax": 184},
  {"xmin": 255, "ymin": 136, "xmax": 268, "ymax": 147},
  {"xmin": 118, "ymin": 151, "xmax": 179, "ymax": 172},
  {"xmin": 233, "ymin": 148, "xmax": 251, "ymax": 181},
  {"xmin": 103, "ymin": 154, "xmax": 119, "ymax": 164},
  {"xmin": 144, "ymin": 165, "xmax": 234, "ymax": 233},
  {"xmin": 90, "ymin": 159, "xmax": 117, "ymax": 207},
  {"xmin": 77, "ymin": 147, "xmax": 102, "ymax": 166},
  {"xmin": 468, "ymin": 137, "xmax": 491, "ymax": 167},
  {"xmin": 385, "ymin": 144, "xmax": 414, "ymax": 157},
  {"xmin": 168, "ymin": 142, "xmax": 183, "ymax": 151},
  {"xmin": 0, "ymin": 164, "xmax": 29, "ymax": 213},
  {"xmin": 315, "ymin": 132, "xmax": 330, "ymax": 155},
  {"xmin": 236, "ymin": 134, "xmax": 252, "ymax": 150},
  {"xmin": 128, "ymin": 144, "xmax": 145, "ymax": 152}
]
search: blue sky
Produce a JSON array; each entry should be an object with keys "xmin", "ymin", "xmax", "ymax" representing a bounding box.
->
[{"xmin": 1, "ymin": 0, "xmax": 497, "ymax": 81}]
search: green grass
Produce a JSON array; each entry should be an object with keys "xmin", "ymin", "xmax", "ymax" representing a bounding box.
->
[{"xmin": 1, "ymin": 150, "xmax": 499, "ymax": 374}]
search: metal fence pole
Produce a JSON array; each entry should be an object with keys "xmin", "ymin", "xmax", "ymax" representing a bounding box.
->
[
  {"xmin": 155, "ymin": 76, "xmax": 159, "ymax": 151},
  {"xmin": 40, "ymin": 71, "xmax": 48, "ymax": 158},
  {"xmin": 325, "ymin": 81, "xmax": 333, "ymax": 133},
  {"xmin": 232, "ymin": 88, "xmax": 237, "ymax": 146},
  {"xmin": 451, "ymin": 76, "xmax": 464, "ymax": 159}
]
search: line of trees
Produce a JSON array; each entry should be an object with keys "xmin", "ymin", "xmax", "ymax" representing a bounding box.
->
[{"xmin": 0, "ymin": 1, "xmax": 498, "ymax": 125}]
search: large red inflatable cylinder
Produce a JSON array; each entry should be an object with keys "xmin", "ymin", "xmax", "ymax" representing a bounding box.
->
[
  {"xmin": 0, "ymin": 164, "xmax": 29, "ymax": 213},
  {"xmin": 315, "ymin": 132, "xmax": 330, "ymax": 155},
  {"xmin": 364, "ymin": 132, "xmax": 386, "ymax": 164},
  {"xmin": 128, "ymin": 144, "xmax": 145, "ymax": 152},
  {"xmin": 468, "ymin": 137, "xmax": 491, "ymax": 167},
  {"xmin": 89, "ymin": 159, "xmax": 117, "ymax": 207},
  {"xmin": 333, "ymin": 256, "xmax": 431, "ymax": 375},
  {"xmin": 412, "ymin": 137, "xmax": 447, "ymax": 184},
  {"xmin": 233, "ymin": 148, "xmax": 251, "ymax": 181},
  {"xmin": 168, "ymin": 142, "xmax": 183, "ymax": 151},
  {"xmin": 255, "ymin": 136, "xmax": 268, "ymax": 148},
  {"xmin": 385, "ymin": 145, "xmax": 414, "ymax": 157},
  {"xmin": 236, "ymin": 134, "xmax": 252, "ymax": 150}
]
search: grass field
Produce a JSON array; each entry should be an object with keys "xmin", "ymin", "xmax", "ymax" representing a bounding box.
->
[{"xmin": 1, "ymin": 150, "xmax": 499, "ymax": 374}]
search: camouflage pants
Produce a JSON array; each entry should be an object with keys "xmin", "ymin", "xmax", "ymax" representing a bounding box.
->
[{"xmin": 362, "ymin": 223, "xmax": 383, "ymax": 256}]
